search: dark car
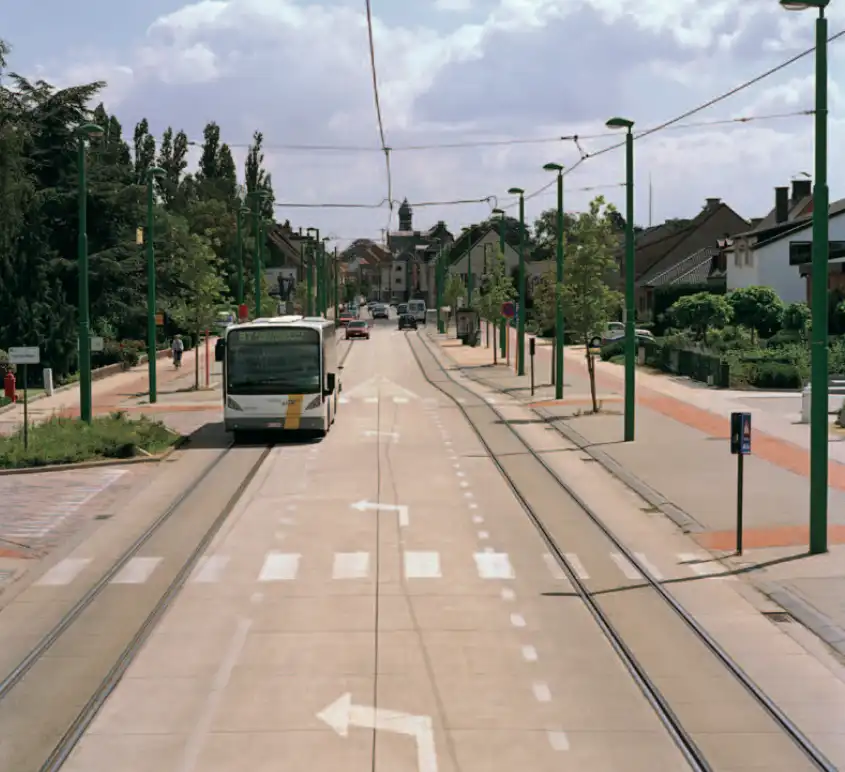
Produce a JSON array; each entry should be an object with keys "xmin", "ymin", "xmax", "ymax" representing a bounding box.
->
[
  {"xmin": 345, "ymin": 320, "xmax": 370, "ymax": 340},
  {"xmin": 372, "ymin": 304, "xmax": 388, "ymax": 319},
  {"xmin": 398, "ymin": 314, "xmax": 417, "ymax": 330}
]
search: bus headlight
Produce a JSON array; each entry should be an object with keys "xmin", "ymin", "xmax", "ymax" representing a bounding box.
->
[
  {"xmin": 227, "ymin": 397, "xmax": 244, "ymax": 410},
  {"xmin": 306, "ymin": 395, "xmax": 322, "ymax": 411}
]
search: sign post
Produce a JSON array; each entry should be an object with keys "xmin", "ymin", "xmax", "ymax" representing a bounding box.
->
[
  {"xmin": 9, "ymin": 347, "xmax": 40, "ymax": 449},
  {"xmin": 529, "ymin": 337, "xmax": 536, "ymax": 396},
  {"xmin": 730, "ymin": 411, "xmax": 752, "ymax": 555}
]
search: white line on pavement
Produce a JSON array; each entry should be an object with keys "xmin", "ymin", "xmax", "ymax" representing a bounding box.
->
[
  {"xmin": 474, "ymin": 552, "xmax": 514, "ymax": 579},
  {"xmin": 112, "ymin": 556, "xmax": 162, "ymax": 584},
  {"xmin": 191, "ymin": 556, "xmax": 230, "ymax": 583},
  {"xmin": 404, "ymin": 551, "xmax": 441, "ymax": 579},
  {"xmin": 34, "ymin": 557, "xmax": 91, "ymax": 586},
  {"xmin": 333, "ymin": 552, "xmax": 370, "ymax": 580},
  {"xmin": 258, "ymin": 552, "xmax": 301, "ymax": 581},
  {"xmin": 610, "ymin": 552, "xmax": 642, "ymax": 580}
]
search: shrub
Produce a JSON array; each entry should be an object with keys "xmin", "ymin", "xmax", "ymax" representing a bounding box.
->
[
  {"xmin": 751, "ymin": 362, "xmax": 803, "ymax": 389},
  {"xmin": 600, "ymin": 340, "xmax": 625, "ymax": 360}
]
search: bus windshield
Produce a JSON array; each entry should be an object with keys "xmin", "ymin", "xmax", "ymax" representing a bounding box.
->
[{"xmin": 227, "ymin": 327, "xmax": 321, "ymax": 395}]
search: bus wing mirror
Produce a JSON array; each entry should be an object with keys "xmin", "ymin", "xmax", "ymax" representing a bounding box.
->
[
  {"xmin": 215, "ymin": 339, "xmax": 225, "ymax": 362},
  {"xmin": 325, "ymin": 372, "xmax": 336, "ymax": 395}
]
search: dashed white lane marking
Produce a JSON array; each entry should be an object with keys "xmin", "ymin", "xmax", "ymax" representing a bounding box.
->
[
  {"xmin": 112, "ymin": 557, "xmax": 162, "ymax": 584},
  {"xmin": 365, "ymin": 397, "xmax": 378, "ymax": 404},
  {"xmin": 468, "ymin": 502, "xmax": 478, "ymax": 510},
  {"xmin": 678, "ymin": 552, "xmax": 735, "ymax": 580},
  {"xmin": 521, "ymin": 645, "xmax": 538, "ymax": 662},
  {"xmin": 34, "ymin": 557, "xmax": 91, "ymax": 586},
  {"xmin": 543, "ymin": 553, "xmax": 566, "ymax": 580},
  {"xmin": 258, "ymin": 552, "xmax": 301, "ymax": 581},
  {"xmin": 474, "ymin": 552, "xmax": 514, "ymax": 579},
  {"xmin": 191, "ymin": 556, "xmax": 230, "ymax": 583},
  {"xmin": 500, "ymin": 587, "xmax": 515, "ymax": 601},
  {"xmin": 510, "ymin": 613, "xmax": 526, "ymax": 628},
  {"xmin": 634, "ymin": 552, "xmax": 664, "ymax": 581},
  {"xmin": 472, "ymin": 515, "xmax": 484, "ymax": 524},
  {"xmin": 459, "ymin": 481, "xmax": 469, "ymax": 488},
  {"xmin": 404, "ymin": 551, "xmax": 441, "ymax": 579},
  {"xmin": 455, "ymin": 470, "xmax": 464, "ymax": 476},
  {"xmin": 392, "ymin": 396, "xmax": 409, "ymax": 404},
  {"xmin": 610, "ymin": 552, "xmax": 642, "ymax": 580},
  {"xmin": 477, "ymin": 530, "xmax": 489, "ymax": 540},
  {"xmin": 464, "ymin": 492, "xmax": 474, "ymax": 499},
  {"xmin": 547, "ymin": 731, "xmax": 570, "ymax": 751},
  {"xmin": 565, "ymin": 553, "xmax": 589, "ymax": 580},
  {"xmin": 532, "ymin": 682, "xmax": 552, "ymax": 702},
  {"xmin": 333, "ymin": 552, "xmax": 370, "ymax": 579}
]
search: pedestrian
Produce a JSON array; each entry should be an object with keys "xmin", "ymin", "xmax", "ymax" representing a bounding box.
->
[{"xmin": 171, "ymin": 334, "xmax": 184, "ymax": 368}]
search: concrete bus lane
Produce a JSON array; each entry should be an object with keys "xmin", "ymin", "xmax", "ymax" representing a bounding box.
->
[{"xmin": 61, "ymin": 319, "xmax": 690, "ymax": 772}]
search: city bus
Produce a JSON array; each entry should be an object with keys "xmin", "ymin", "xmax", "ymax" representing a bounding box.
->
[{"xmin": 215, "ymin": 316, "xmax": 339, "ymax": 439}]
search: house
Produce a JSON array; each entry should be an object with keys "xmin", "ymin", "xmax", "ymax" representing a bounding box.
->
[
  {"xmin": 630, "ymin": 198, "xmax": 749, "ymax": 318},
  {"xmin": 447, "ymin": 227, "xmax": 520, "ymax": 288},
  {"xmin": 386, "ymin": 199, "xmax": 454, "ymax": 303},
  {"xmin": 728, "ymin": 178, "xmax": 845, "ymax": 302},
  {"xmin": 635, "ymin": 246, "xmax": 727, "ymax": 315},
  {"xmin": 341, "ymin": 239, "xmax": 391, "ymax": 300}
]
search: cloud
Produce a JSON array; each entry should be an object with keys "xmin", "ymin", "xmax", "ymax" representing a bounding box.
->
[{"xmin": 23, "ymin": 0, "xmax": 845, "ymax": 247}]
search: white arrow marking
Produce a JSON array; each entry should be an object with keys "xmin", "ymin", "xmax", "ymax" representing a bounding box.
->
[
  {"xmin": 351, "ymin": 500, "xmax": 409, "ymax": 526},
  {"xmin": 344, "ymin": 375, "xmax": 419, "ymax": 400},
  {"xmin": 318, "ymin": 693, "xmax": 437, "ymax": 772}
]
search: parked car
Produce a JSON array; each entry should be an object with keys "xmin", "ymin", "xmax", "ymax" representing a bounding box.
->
[
  {"xmin": 398, "ymin": 313, "xmax": 417, "ymax": 330},
  {"xmin": 372, "ymin": 304, "xmax": 388, "ymax": 319},
  {"xmin": 345, "ymin": 320, "xmax": 370, "ymax": 340},
  {"xmin": 338, "ymin": 312, "xmax": 356, "ymax": 327}
]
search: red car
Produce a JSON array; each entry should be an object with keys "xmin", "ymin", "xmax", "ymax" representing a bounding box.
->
[
  {"xmin": 338, "ymin": 312, "xmax": 356, "ymax": 327},
  {"xmin": 345, "ymin": 320, "xmax": 370, "ymax": 340}
]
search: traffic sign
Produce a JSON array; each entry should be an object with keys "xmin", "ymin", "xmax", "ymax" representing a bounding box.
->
[
  {"xmin": 730, "ymin": 412, "xmax": 751, "ymax": 455},
  {"xmin": 238, "ymin": 304, "xmax": 249, "ymax": 320},
  {"xmin": 8, "ymin": 347, "xmax": 40, "ymax": 365},
  {"xmin": 90, "ymin": 336, "xmax": 104, "ymax": 352},
  {"xmin": 501, "ymin": 301, "xmax": 515, "ymax": 318},
  {"xmin": 155, "ymin": 313, "xmax": 164, "ymax": 326}
]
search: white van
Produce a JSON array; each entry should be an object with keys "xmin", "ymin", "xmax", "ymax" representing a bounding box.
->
[{"xmin": 407, "ymin": 299, "xmax": 426, "ymax": 323}]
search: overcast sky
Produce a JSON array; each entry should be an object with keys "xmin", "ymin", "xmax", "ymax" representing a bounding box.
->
[{"xmin": 5, "ymin": 0, "xmax": 845, "ymax": 250}]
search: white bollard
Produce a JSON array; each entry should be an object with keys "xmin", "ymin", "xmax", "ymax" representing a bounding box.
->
[
  {"xmin": 800, "ymin": 383, "xmax": 811, "ymax": 424},
  {"xmin": 43, "ymin": 367, "xmax": 54, "ymax": 396}
]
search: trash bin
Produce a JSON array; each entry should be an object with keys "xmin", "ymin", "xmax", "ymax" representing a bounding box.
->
[{"xmin": 43, "ymin": 368, "xmax": 54, "ymax": 396}]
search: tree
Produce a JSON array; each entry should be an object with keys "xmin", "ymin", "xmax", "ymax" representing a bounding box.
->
[
  {"xmin": 444, "ymin": 273, "xmax": 466, "ymax": 333},
  {"xmin": 727, "ymin": 286, "xmax": 784, "ymax": 341},
  {"xmin": 245, "ymin": 131, "xmax": 275, "ymax": 219},
  {"xmin": 668, "ymin": 292, "xmax": 732, "ymax": 340},
  {"xmin": 783, "ymin": 301, "xmax": 811, "ymax": 337},
  {"xmin": 473, "ymin": 248, "xmax": 514, "ymax": 360},
  {"xmin": 559, "ymin": 196, "xmax": 622, "ymax": 412},
  {"xmin": 529, "ymin": 267, "xmax": 557, "ymax": 335}
]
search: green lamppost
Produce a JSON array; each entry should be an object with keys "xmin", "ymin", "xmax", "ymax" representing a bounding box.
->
[
  {"xmin": 507, "ymin": 188, "xmax": 526, "ymax": 375},
  {"xmin": 436, "ymin": 244, "xmax": 445, "ymax": 334},
  {"xmin": 543, "ymin": 162, "xmax": 565, "ymax": 399},
  {"xmin": 606, "ymin": 117, "xmax": 636, "ymax": 442},
  {"xmin": 249, "ymin": 190, "xmax": 270, "ymax": 317},
  {"xmin": 307, "ymin": 228, "xmax": 320, "ymax": 315},
  {"xmin": 236, "ymin": 206, "xmax": 250, "ymax": 306},
  {"xmin": 492, "ymin": 208, "xmax": 507, "ymax": 359},
  {"xmin": 145, "ymin": 166, "xmax": 166, "ymax": 403},
  {"xmin": 781, "ymin": 0, "xmax": 830, "ymax": 553},
  {"xmin": 333, "ymin": 246, "xmax": 340, "ymax": 321},
  {"xmin": 321, "ymin": 237, "xmax": 331, "ymax": 316},
  {"xmin": 76, "ymin": 122, "xmax": 104, "ymax": 423}
]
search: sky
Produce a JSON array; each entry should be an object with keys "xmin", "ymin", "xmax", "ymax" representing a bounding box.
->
[{"xmin": 5, "ymin": 0, "xmax": 845, "ymax": 251}]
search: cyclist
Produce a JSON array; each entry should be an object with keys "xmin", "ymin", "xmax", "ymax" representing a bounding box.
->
[{"xmin": 171, "ymin": 334, "xmax": 184, "ymax": 368}]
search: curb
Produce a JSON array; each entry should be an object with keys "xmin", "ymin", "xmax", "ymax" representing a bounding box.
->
[
  {"xmin": 0, "ymin": 434, "xmax": 189, "ymax": 477},
  {"xmin": 430, "ymin": 331, "xmax": 705, "ymax": 535},
  {"xmin": 754, "ymin": 579, "xmax": 845, "ymax": 658}
]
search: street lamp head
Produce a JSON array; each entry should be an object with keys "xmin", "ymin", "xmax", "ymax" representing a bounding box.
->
[
  {"xmin": 77, "ymin": 122, "xmax": 104, "ymax": 139},
  {"xmin": 780, "ymin": 0, "xmax": 828, "ymax": 9},
  {"xmin": 491, "ymin": 208, "xmax": 505, "ymax": 215},
  {"xmin": 543, "ymin": 162, "xmax": 564, "ymax": 172},
  {"xmin": 507, "ymin": 187, "xmax": 524, "ymax": 196},
  {"xmin": 146, "ymin": 166, "xmax": 166, "ymax": 180},
  {"xmin": 605, "ymin": 116, "xmax": 634, "ymax": 130}
]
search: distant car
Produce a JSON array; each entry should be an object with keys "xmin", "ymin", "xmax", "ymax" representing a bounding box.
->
[
  {"xmin": 345, "ymin": 320, "xmax": 370, "ymax": 340},
  {"xmin": 398, "ymin": 314, "xmax": 417, "ymax": 330},
  {"xmin": 338, "ymin": 312, "xmax": 356, "ymax": 327},
  {"xmin": 397, "ymin": 303, "xmax": 408, "ymax": 316},
  {"xmin": 372, "ymin": 304, "xmax": 388, "ymax": 319}
]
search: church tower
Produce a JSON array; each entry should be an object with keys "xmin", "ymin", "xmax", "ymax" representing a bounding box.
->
[{"xmin": 398, "ymin": 198, "xmax": 413, "ymax": 231}]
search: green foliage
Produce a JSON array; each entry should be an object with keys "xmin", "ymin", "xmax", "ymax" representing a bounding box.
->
[
  {"xmin": 473, "ymin": 248, "xmax": 514, "ymax": 323},
  {"xmin": 0, "ymin": 412, "xmax": 179, "ymax": 469},
  {"xmin": 651, "ymin": 283, "xmax": 722, "ymax": 335},
  {"xmin": 444, "ymin": 273, "xmax": 466, "ymax": 314},
  {"xmin": 667, "ymin": 292, "xmax": 732, "ymax": 339},
  {"xmin": 783, "ymin": 301, "xmax": 811, "ymax": 335},
  {"xmin": 529, "ymin": 267, "xmax": 559, "ymax": 334},
  {"xmin": 727, "ymin": 286, "xmax": 784, "ymax": 340}
]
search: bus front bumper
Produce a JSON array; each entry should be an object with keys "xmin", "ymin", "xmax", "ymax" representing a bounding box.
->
[{"xmin": 225, "ymin": 417, "xmax": 325, "ymax": 432}]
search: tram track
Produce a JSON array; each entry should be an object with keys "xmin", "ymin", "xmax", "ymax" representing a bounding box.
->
[
  {"xmin": 0, "ymin": 337, "xmax": 356, "ymax": 771},
  {"xmin": 408, "ymin": 330, "xmax": 835, "ymax": 772}
]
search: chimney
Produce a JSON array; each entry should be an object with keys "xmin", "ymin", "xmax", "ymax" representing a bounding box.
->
[
  {"xmin": 791, "ymin": 178, "xmax": 811, "ymax": 202},
  {"xmin": 775, "ymin": 187, "xmax": 789, "ymax": 223},
  {"xmin": 706, "ymin": 197, "xmax": 721, "ymax": 209}
]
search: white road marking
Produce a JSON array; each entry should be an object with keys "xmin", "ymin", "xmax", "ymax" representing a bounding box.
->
[
  {"xmin": 678, "ymin": 552, "xmax": 736, "ymax": 580},
  {"xmin": 532, "ymin": 682, "xmax": 551, "ymax": 702},
  {"xmin": 112, "ymin": 556, "xmax": 162, "ymax": 584},
  {"xmin": 564, "ymin": 553, "xmax": 589, "ymax": 580},
  {"xmin": 258, "ymin": 552, "xmax": 301, "ymax": 581},
  {"xmin": 610, "ymin": 552, "xmax": 642, "ymax": 580},
  {"xmin": 510, "ymin": 613, "xmax": 526, "ymax": 628},
  {"xmin": 191, "ymin": 555, "xmax": 230, "ymax": 583},
  {"xmin": 477, "ymin": 530, "xmax": 489, "ymax": 540},
  {"xmin": 365, "ymin": 397, "xmax": 379, "ymax": 404},
  {"xmin": 472, "ymin": 515, "xmax": 484, "ymax": 524},
  {"xmin": 474, "ymin": 552, "xmax": 514, "ymax": 579},
  {"xmin": 543, "ymin": 553, "xmax": 566, "ymax": 580},
  {"xmin": 500, "ymin": 587, "xmax": 515, "ymax": 601},
  {"xmin": 317, "ymin": 693, "xmax": 437, "ymax": 772},
  {"xmin": 179, "ymin": 617, "xmax": 252, "ymax": 772},
  {"xmin": 464, "ymin": 492, "xmax": 474, "ymax": 499},
  {"xmin": 634, "ymin": 552, "xmax": 664, "ymax": 580},
  {"xmin": 339, "ymin": 396, "xmax": 350, "ymax": 404},
  {"xmin": 468, "ymin": 502, "xmax": 478, "ymax": 510},
  {"xmin": 459, "ymin": 481, "xmax": 469, "ymax": 488},
  {"xmin": 547, "ymin": 731, "xmax": 570, "ymax": 751},
  {"xmin": 333, "ymin": 552, "xmax": 370, "ymax": 579},
  {"xmin": 34, "ymin": 557, "xmax": 91, "ymax": 586},
  {"xmin": 278, "ymin": 517, "xmax": 295, "ymax": 526},
  {"xmin": 404, "ymin": 551, "xmax": 441, "ymax": 579},
  {"xmin": 351, "ymin": 500, "xmax": 409, "ymax": 527},
  {"xmin": 521, "ymin": 645, "xmax": 538, "ymax": 662},
  {"xmin": 392, "ymin": 396, "xmax": 409, "ymax": 404}
]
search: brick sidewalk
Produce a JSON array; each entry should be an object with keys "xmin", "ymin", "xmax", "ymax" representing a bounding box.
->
[{"xmin": 435, "ymin": 326, "xmax": 845, "ymax": 657}]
